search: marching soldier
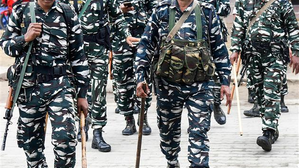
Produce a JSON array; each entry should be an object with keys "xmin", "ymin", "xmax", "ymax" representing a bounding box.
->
[
  {"xmin": 135, "ymin": 0, "xmax": 231, "ymax": 167},
  {"xmin": 78, "ymin": 0, "xmax": 138, "ymax": 152},
  {"xmin": 111, "ymin": 0, "xmax": 157, "ymax": 135},
  {"xmin": 0, "ymin": 0, "xmax": 89, "ymax": 167},
  {"xmin": 230, "ymin": 0, "xmax": 299, "ymax": 151}
]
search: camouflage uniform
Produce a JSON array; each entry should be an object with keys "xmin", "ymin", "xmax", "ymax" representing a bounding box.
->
[
  {"xmin": 79, "ymin": 0, "xmax": 130, "ymax": 129},
  {"xmin": 135, "ymin": 0, "xmax": 231, "ymax": 167},
  {"xmin": 0, "ymin": 2, "xmax": 89, "ymax": 167},
  {"xmin": 231, "ymin": 0, "xmax": 299, "ymax": 134},
  {"xmin": 201, "ymin": 0, "xmax": 230, "ymax": 125},
  {"xmin": 111, "ymin": 0, "xmax": 157, "ymax": 117}
]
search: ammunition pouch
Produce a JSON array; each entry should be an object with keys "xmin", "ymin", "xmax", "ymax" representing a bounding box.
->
[
  {"xmin": 155, "ymin": 40, "xmax": 215, "ymax": 85},
  {"xmin": 83, "ymin": 25, "xmax": 111, "ymax": 50}
]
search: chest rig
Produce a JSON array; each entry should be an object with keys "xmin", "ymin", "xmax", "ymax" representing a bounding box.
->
[{"xmin": 155, "ymin": 3, "xmax": 215, "ymax": 85}]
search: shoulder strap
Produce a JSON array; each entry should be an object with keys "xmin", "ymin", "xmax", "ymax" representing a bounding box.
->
[
  {"xmin": 246, "ymin": 0, "xmax": 276, "ymax": 36},
  {"xmin": 166, "ymin": 0, "xmax": 198, "ymax": 43},
  {"xmin": 78, "ymin": 0, "xmax": 92, "ymax": 19},
  {"xmin": 59, "ymin": 2, "xmax": 73, "ymax": 60}
]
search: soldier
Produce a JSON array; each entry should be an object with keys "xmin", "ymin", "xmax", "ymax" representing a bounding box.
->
[
  {"xmin": 78, "ymin": 0, "xmax": 138, "ymax": 152},
  {"xmin": 230, "ymin": 0, "xmax": 299, "ymax": 151},
  {"xmin": 201, "ymin": 0, "xmax": 231, "ymax": 125},
  {"xmin": 232, "ymin": 0, "xmax": 290, "ymax": 118},
  {"xmin": 0, "ymin": 0, "xmax": 89, "ymax": 167},
  {"xmin": 135, "ymin": 0, "xmax": 231, "ymax": 167},
  {"xmin": 111, "ymin": 0, "xmax": 157, "ymax": 135}
]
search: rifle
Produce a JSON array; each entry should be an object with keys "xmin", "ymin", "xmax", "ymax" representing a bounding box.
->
[
  {"xmin": 2, "ymin": 1, "xmax": 36, "ymax": 151},
  {"xmin": 2, "ymin": 87, "xmax": 13, "ymax": 151}
]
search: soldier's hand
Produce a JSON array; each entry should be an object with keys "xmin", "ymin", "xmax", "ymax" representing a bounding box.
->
[
  {"xmin": 136, "ymin": 82, "xmax": 149, "ymax": 98},
  {"xmin": 77, "ymin": 98, "xmax": 88, "ymax": 117},
  {"xmin": 290, "ymin": 55, "xmax": 299, "ymax": 75},
  {"xmin": 24, "ymin": 23, "xmax": 42, "ymax": 42},
  {"xmin": 230, "ymin": 52, "xmax": 239, "ymax": 65},
  {"xmin": 126, "ymin": 36, "xmax": 140, "ymax": 47},
  {"xmin": 220, "ymin": 85, "xmax": 231, "ymax": 107},
  {"xmin": 120, "ymin": 4, "xmax": 134, "ymax": 13}
]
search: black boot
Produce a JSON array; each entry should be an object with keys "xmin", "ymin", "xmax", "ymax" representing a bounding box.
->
[
  {"xmin": 213, "ymin": 104, "xmax": 226, "ymax": 125},
  {"xmin": 138, "ymin": 113, "xmax": 152, "ymax": 135},
  {"xmin": 256, "ymin": 129, "xmax": 275, "ymax": 152},
  {"xmin": 244, "ymin": 102, "xmax": 260, "ymax": 117},
  {"xmin": 91, "ymin": 129, "xmax": 111, "ymax": 152},
  {"xmin": 281, "ymin": 95, "xmax": 289, "ymax": 113},
  {"xmin": 248, "ymin": 89, "xmax": 254, "ymax": 103},
  {"xmin": 77, "ymin": 119, "xmax": 89, "ymax": 142},
  {"xmin": 122, "ymin": 115, "xmax": 136, "ymax": 135},
  {"xmin": 115, "ymin": 107, "xmax": 120, "ymax": 114}
]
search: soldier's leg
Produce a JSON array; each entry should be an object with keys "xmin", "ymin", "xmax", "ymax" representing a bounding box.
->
[
  {"xmin": 87, "ymin": 45, "xmax": 111, "ymax": 152},
  {"xmin": 113, "ymin": 47, "xmax": 137, "ymax": 135},
  {"xmin": 47, "ymin": 78, "xmax": 77, "ymax": 167},
  {"xmin": 256, "ymin": 57, "xmax": 283, "ymax": 152},
  {"xmin": 244, "ymin": 66, "xmax": 260, "ymax": 117},
  {"xmin": 212, "ymin": 81, "xmax": 226, "ymax": 125},
  {"xmin": 156, "ymin": 81, "xmax": 184, "ymax": 168},
  {"xmin": 17, "ymin": 88, "xmax": 48, "ymax": 168},
  {"xmin": 136, "ymin": 82, "xmax": 153, "ymax": 135},
  {"xmin": 187, "ymin": 88, "xmax": 213, "ymax": 168}
]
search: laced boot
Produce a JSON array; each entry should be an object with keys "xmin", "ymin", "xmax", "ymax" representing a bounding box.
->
[
  {"xmin": 138, "ymin": 112, "xmax": 152, "ymax": 135},
  {"xmin": 256, "ymin": 129, "xmax": 275, "ymax": 152},
  {"xmin": 281, "ymin": 95, "xmax": 289, "ymax": 113},
  {"xmin": 244, "ymin": 102, "xmax": 260, "ymax": 117},
  {"xmin": 248, "ymin": 89, "xmax": 254, "ymax": 103},
  {"xmin": 213, "ymin": 104, "xmax": 226, "ymax": 125},
  {"xmin": 77, "ymin": 118, "xmax": 89, "ymax": 142},
  {"xmin": 122, "ymin": 115, "xmax": 136, "ymax": 135},
  {"xmin": 91, "ymin": 128, "xmax": 111, "ymax": 152}
]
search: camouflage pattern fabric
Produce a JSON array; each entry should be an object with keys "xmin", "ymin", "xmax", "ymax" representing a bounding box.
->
[
  {"xmin": 134, "ymin": 0, "xmax": 231, "ymax": 166},
  {"xmin": 0, "ymin": 1, "xmax": 89, "ymax": 167},
  {"xmin": 230, "ymin": 0, "xmax": 299, "ymax": 131},
  {"xmin": 111, "ymin": 0, "xmax": 157, "ymax": 116},
  {"xmin": 79, "ymin": 0, "xmax": 130, "ymax": 128}
]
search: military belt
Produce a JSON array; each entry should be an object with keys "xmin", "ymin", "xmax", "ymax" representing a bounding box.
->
[{"xmin": 35, "ymin": 66, "xmax": 68, "ymax": 83}]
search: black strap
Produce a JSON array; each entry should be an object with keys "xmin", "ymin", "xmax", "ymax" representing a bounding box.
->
[{"xmin": 99, "ymin": 0, "xmax": 104, "ymax": 24}]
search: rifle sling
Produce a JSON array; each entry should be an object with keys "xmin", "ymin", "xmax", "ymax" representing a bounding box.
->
[{"xmin": 11, "ymin": 2, "xmax": 36, "ymax": 112}]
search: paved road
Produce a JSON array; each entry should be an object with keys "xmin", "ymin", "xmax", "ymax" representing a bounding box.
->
[{"xmin": 0, "ymin": 80, "xmax": 298, "ymax": 168}]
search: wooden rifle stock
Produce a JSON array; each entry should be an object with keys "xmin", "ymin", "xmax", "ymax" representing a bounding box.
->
[
  {"xmin": 227, "ymin": 54, "xmax": 242, "ymax": 114},
  {"xmin": 2, "ymin": 87, "xmax": 13, "ymax": 151},
  {"xmin": 109, "ymin": 50, "xmax": 113, "ymax": 80}
]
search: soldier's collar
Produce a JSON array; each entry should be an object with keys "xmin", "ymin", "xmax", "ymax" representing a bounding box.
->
[{"xmin": 36, "ymin": 0, "xmax": 58, "ymax": 12}]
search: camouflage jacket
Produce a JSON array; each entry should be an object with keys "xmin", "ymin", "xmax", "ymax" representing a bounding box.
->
[
  {"xmin": 135, "ymin": 0, "xmax": 231, "ymax": 86},
  {"xmin": 200, "ymin": 0, "xmax": 230, "ymax": 17},
  {"xmin": 0, "ymin": 2, "xmax": 89, "ymax": 98},
  {"xmin": 79, "ymin": 0, "xmax": 130, "ymax": 37},
  {"xmin": 230, "ymin": 0, "xmax": 299, "ymax": 57}
]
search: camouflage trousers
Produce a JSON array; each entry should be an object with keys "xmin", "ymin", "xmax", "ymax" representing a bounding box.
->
[
  {"xmin": 17, "ymin": 76, "xmax": 77, "ymax": 168},
  {"xmin": 247, "ymin": 52, "xmax": 285, "ymax": 131},
  {"xmin": 112, "ymin": 37, "xmax": 152, "ymax": 116},
  {"xmin": 156, "ymin": 78, "xmax": 213, "ymax": 168},
  {"xmin": 85, "ymin": 42, "xmax": 108, "ymax": 129}
]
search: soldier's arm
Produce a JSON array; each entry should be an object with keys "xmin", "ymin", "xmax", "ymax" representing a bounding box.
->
[
  {"xmin": 206, "ymin": 7, "xmax": 231, "ymax": 86},
  {"xmin": 230, "ymin": 0, "xmax": 246, "ymax": 53},
  {"xmin": 68, "ymin": 10, "xmax": 89, "ymax": 98},
  {"xmin": 134, "ymin": 9, "xmax": 159, "ymax": 84},
  {"xmin": 282, "ymin": 1, "xmax": 299, "ymax": 57},
  {"xmin": 0, "ymin": 4, "xmax": 28, "ymax": 57},
  {"xmin": 217, "ymin": 0, "xmax": 231, "ymax": 17},
  {"xmin": 108, "ymin": 0, "xmax": 131, "ymax": 38}
]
